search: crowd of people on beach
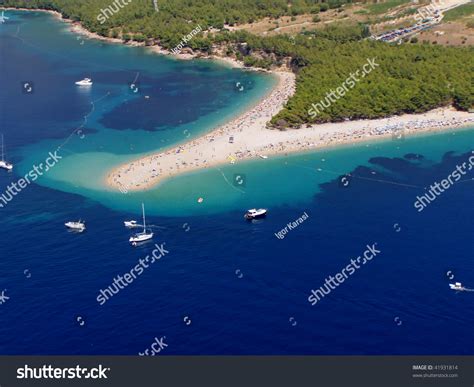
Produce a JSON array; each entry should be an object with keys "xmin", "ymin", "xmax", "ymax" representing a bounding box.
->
[
  {"xmin": 108, "ymin": 72, "xmax": 296, "ymax": 190},
  {"xmin": 251, "ymin": 115, "xmax": 474, "ymax": 156},
  {"xmin": 108, "ymin": 71, "xmax": 473, "ymax": 192}
]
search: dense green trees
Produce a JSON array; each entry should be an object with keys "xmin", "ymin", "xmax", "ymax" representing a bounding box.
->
[
  {"xmin": 3, "ymin": 0, "xmax": 473, "ymax": 126},
  {"xmin": 273, "ymin": 41, "xmax": 473, "ymax": 125}
]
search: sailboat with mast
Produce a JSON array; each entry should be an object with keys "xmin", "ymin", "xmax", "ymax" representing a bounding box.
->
[
  {"xmin": 0, "ymin": 134, "xmax": 13, "ymax": 171},
  {"xmin": 129, "ymin": 203, "xmax": 153, "ymax": 246}
]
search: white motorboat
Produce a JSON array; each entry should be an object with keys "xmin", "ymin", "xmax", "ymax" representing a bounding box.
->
[
  {"xmin": 259, "ymin": 155, "xmax": 268, "ymax": 159},
  {"xmin": 129, "ymin": 203, "xmax": 153, "ymax": 245},
  {"xmin": 0, "ymin": 134, "xmax": 13, "ymax": 171},
  {"xmin": 65, "ymin": 220, "xmax": 86, "ymax": 232},
  {"xmin": 75, "ymin": 78, "xmax": 93, "ymax": 86},
  {"xmin": 0, "ymin": 161, "xmax": 12, "ymax": 171},
  {"xmin": 124, "ymin": 220, "xmax": 139, "ymax": 228},
  {"xmin": 244, "ymin": 208, "xmax": 267, "ymax": 220},
  {"xmin": 449, "ymin": 282, "xmax": 465, "ymax": 291}
]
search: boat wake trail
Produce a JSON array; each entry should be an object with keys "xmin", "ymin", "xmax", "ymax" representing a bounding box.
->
[
  {"xmin": 215, "ymin": 167, "xmax": 246, "ymax": 194},
  {"xmin": 126, "ymin": 224, "xmax": 165, "ymax": 230},
  {"xmin": 57, "ymin": 91, "xmax": 111, "ymax": 153},
  {"xmin": 285, "ymin": 161, "xmax": 422, "ymax": 189},
  {"xmin": 148, "ymin": 224, "xmax": 166, "ymax": 230}
]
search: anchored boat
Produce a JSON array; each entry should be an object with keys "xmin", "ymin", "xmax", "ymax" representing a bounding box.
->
[
  {"xmin": 244, "ymin": 208, "xmax": 267, "ymax": 220},
  {"xmin": 75, "ymin": 78, "xmax": 93, "ymax": 86},
  {"xmin": 65, "ymin": 220, "xmax": 86, "ymax": 232},
  {"xmin": 0, "ymin": 134, "xmax": 13, "ymax": 171},
  {"xmin": 124, "ymin": 220, "xmax": 139, "ymax": 228},
  {"xmin": 129, "ymin": 203, "xmax": 153, "ymax": 246},
  {"xmin": 449, "ymin": 282, "xmax": 465, "ymax": 291}
]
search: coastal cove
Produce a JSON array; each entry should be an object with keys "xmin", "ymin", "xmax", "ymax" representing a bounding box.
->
[
  {"xmin": 2, "ymin": 9, "xmax": 472, "ymax": 216},
  {"xmin": 1, "ymin": 10, "xmax": 272, "ymax": 210},
  {"xmin": 1, "ymin": 8, "xmax": 474, "ymax": 357}
]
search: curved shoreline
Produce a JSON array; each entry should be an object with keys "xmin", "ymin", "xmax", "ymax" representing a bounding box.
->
[
  {"xmin": 107, "ymin": 101, "xmax": 473, "ymax": 192},
  {"xmin": 107, "ymin": 70, "xmax": 297, "ymax": 192},
  {"xmin": 0, "ymin": 7, "xmax": 262, "ymax": 70},
  {"xmin": 5, "ymin": 7, "xmax": 473, "ymax": 193}
]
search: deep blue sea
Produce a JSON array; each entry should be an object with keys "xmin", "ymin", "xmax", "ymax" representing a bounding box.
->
[{"xmin": 0, "ymin": 10, "xmax": 473, "ymax": 355}]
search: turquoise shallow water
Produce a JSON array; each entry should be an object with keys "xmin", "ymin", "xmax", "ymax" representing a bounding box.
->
[
  {"xmin": 2, "ymin": 10, "xmax": 474, "ymax": 356},
  {"xmin": 6, "ymin": 11, "xmax": 473, "ymax": 216},
  {"xmin": 20, "ymin": 124, "xmax": 474, "ymax": 216},
  {"xmin": 6, "ymin": 10, "xmax": 279, "ymax": 214},
  {"xmin": 147, "ymin": 127, "xmax": 474, "ymax": 216}
]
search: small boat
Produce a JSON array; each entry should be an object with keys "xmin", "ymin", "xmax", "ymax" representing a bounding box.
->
[
  {"xmin": 259, "ymin": 155, "xmax": 268, "ymax": 159},
  {"xmin": 65, "ymin": 220, "xmax": 86, "ymax": 232},
  {"xmin": 244, "ymin": 208, "xmax": 267, "ymax": 220},
  {"xmin": 449, "ymin": 282, "xmax": 465, "ymax": 291},
  {"xmin": 75, "ymin": 78, "xmax": 93, "ymax": 86},
  {"xmin": 0, "ymin": 134, "xmax": 13, "ymax": 171},
  {"xmin": 129, "ymin": 203, "xmax": 153, "ymax": 246},
  {"xmin": 124, "ymin": 220, "xmax": 139, "ymax": 228}
]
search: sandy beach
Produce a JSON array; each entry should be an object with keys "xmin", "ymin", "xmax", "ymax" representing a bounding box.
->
[
  {"xmin": 106, "ymin": 69, "xmax": 473, "ymax": 192},
  {"xmin": 59, "ymin": 8, "xmax": 474, "ymax": 195},
  {"xmin": 107, "ymin": 70, "xmax": 297, "ymax": 192},
  {"xmin": 4, "ymin": 7, "xmax": 472, "ymax": 192}
]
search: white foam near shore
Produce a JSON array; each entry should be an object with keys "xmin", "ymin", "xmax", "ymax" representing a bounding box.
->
[
  {"xmin": 6, "ymin": 8, "xmax": 471, "ymax": 193},
  {"xmin": 106, "ymin": 71, "xmax": 294, "ymax": 192},
  {"xmin": 106, "ymin": 69, "xmax": 473, "ymax": 192}
]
